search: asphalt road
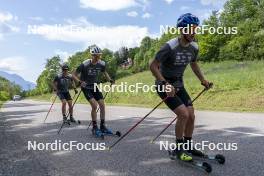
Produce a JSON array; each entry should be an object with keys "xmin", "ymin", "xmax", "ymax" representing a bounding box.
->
[{"xmin": 0, "ymin": 99, "xmax": 264, "ymax": 176}]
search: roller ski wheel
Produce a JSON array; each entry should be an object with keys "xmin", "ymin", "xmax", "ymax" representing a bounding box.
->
[
  {"xmin": 202, "ymin": 162, "xmax": 212, "ymax": 173},
  {"xmin": 115, "ymin": 131, "xmax": 121, "ymax": 137},
  {"xmin": 215, "ymin": 154, "xmax": 225, "ymax": 164},
  {"xmin": 168, "ymin": 150, "xmax": 212, "ymax": 173}
]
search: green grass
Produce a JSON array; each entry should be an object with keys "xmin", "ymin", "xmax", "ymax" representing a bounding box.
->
[
  {"xmin": 30, "ymin": 61, "xmax": 264, "ymax": 112},
  {"xmin": 0, "ymin": 101, "xmax": 4, "ymax": 108}
]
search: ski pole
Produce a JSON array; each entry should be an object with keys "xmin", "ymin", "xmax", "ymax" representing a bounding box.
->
[
  {"xmin": 150, "ymin": 83, "xmax": 213, "ymax": 143},
  {"xmin": 44, "ymin": 95, "xmax": 57, "ymax": 123},
  {"xmin": 107, "ymin": 97, "xmax": 168, "ymax": 150},
  {"xmin": 57, "ymin": 90, "xmax": 82, "ymax": 134},
  {"xmin": 87, "ymin": 83, "xmax": 113, "ymax": 129}
]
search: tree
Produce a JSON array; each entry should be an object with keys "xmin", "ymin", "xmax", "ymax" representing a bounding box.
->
[{"xmin": 34, "ymin": 56, "xmax": 62, "ymax": 94}]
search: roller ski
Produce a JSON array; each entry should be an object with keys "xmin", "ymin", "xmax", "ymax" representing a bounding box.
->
[
  {"xmin": 187, "ymin": 149, "xmax": 225, "ymax": 164},
  {"xmin": 168, "ymin": 146, "xmax": 212, "ymax": 173},
  {"xmin": 185, "ymin": 141, "xmax": 225, "ymax": 164},
  {"xmin": 100, "ymin": 125, "xmax": 122, "ymax": 137},
  {"xmin": 92, "ymin": 127, "xmax": 104, "ymax": 139}
]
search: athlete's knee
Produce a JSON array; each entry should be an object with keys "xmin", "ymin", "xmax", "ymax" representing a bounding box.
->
[
  {"xmin": 180, "ymin": 110, "xmax": 189, "ymax": 121},
  {"xmin": 62, "ymin": 101, "xmax": 67, "ymax": 106},
  {"xmin": 189, "ymin": 112, "xmax": 195, "ymax": 122},
  {"xmin": 175, "ymin": 107, "xmax": 189, "ymax": 121},
  {"xmin": 67, "ymin": 101, "xmax": 73, "ymax": 107},
  {"xmin": 187, "ymin": 107, "xmax": 195, "ymax": 122},
  {"xmin": 98, "ymin": 101, "xmax": 105, "ymax": 110},
  {"xmin": 90, "ymin": 101, "xmax": 98, "ymax": 111},
  {"xmin": 68, "ymin": 105, "xmax": 73, "ymax": 110}
]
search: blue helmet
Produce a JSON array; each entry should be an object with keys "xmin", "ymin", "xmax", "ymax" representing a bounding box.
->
[{"xmin": 177, "ymin": 13, "xmax": 200, "ymax": 27}]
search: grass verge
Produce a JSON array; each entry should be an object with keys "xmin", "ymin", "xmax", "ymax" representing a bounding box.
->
[{"xmin": 29, "ymin": 61, "xmax": 264, "ymax": 112}]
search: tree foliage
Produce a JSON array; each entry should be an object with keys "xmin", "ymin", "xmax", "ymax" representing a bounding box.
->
[{"xmin": 0, "ymin": 76, "xmax": 22, "ymax": 100}]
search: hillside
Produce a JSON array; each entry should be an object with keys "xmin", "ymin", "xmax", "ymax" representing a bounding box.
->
[
  {"xmin": 30, "ymin": 60, "xmax": 264, "ymax": 112},
  {"xmin": 0, "ymin": 71, "xmax": 36, "ymax": 90}
]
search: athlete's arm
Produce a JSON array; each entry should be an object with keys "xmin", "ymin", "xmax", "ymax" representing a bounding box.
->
[
  {"xmin": 149, "ymin": 59, "xmax": 166, "ymax": 81},
  {"xmin": 103, "ymin": 71, "xmax": 114, "ymax": 84},
  {"xmin": 72, "ymin": 71, "xmax": 81, "ymax": 83},
  {"xmin": 71, "ymin": 76, "xmax": 78, "ymax": 93},
  {"xmin": 190, "ymin": 62, "xmax": 205, "ymax": 81},
  {"xmin": 72, "ymin": 70, "xmax": 87, "ymax": 87},
  {"xmin": 190, "ymin": 62, "xmax": 211, "ymax": 88},
  {"xmin": 150, "ymin": 59, "xmax": 175, "ymax": 97}
]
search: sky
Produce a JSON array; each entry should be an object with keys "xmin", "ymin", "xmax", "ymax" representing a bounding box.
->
[{"xmin": 0, "ymin": 0, "xmax": 227, "ymax": 83}]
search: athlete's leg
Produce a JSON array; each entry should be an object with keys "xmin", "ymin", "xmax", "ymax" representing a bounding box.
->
[
  {"xmin": 156, "ymin": 83, "xmax": 192, "ymax": 160},
  {"xmin": 171, "ymin": 103, "xmax": 192, "ymax": 161},
  {"xmin": 184, "ymin": 106, "xmax": 195, "ymax": 138},
  {"xmin": 82, "ymin": 88, "xmax": 98, "ymax": 126},
  {"xmin": 173, "ymin": 105, "xmax": 189, "ymax": 139},
  {"xmin": 67, "ymin": 100, "xmax": 73, "ymax": 115},
  {"xmin": 61, "ymin": 99, "xmax": 67, "ymax": 118},
  {"xmin": 88, "ymin": 98, "xmax": 98, "ymax": 126},
  {"xmin": 57, "ymin": 92, "xmax": 67, "ymax": 118},
  {"xmin": 97, "ymin": 99, "xmax": 105, "ymax": 122},
  {"xmin": 93, "ymin": 87, "xmax": 105, "ymax": 128},
  {"xmin": 184, "ymin": 106, "xmax": 204, "ymax": 156},
  {"xmin": 175, "ymin": 88, "xmax": 194, "ymax": 138}
]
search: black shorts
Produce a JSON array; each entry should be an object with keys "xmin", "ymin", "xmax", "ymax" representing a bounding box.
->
[
  {"xmin": 57, "ymin": 92, "xmax": 72, "ymax": 101},
  {"xmin": 82, "ymin": 86, "xmax": 103, "ymax": 101},
  {"xmin": 156, "ymin": 82, "xmax": 192, "ymax": 110}
]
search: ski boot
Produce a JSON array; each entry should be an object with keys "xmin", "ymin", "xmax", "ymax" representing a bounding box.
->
[
  {"xmin": 100, "ymin": 125, "xmax": 113, "ymax": 135},
  {"xmin": 69, "ymin": 116, "xmax": 76, "ymax": 123},
  {"xmin": 169, "ymin": 143, "xmax": 193, "ymax": 161},
  {"xmin": 62, "ymin": 116, "xmax": 70, "ymax": 125},
  {"xmin": 92, "ymin": 127, "xmax": 104, "ymax": 139}
]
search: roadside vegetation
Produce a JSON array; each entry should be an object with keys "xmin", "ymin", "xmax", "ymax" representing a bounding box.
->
[
  {"xmin": 30, "ymin": 60, "xmax": 264, "ymax": 112},
  {"xmin": 0, "ymin": 76, "xmax": 22, "ymax": 108}
]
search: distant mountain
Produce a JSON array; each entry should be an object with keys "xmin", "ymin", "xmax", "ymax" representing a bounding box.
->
[{"xmin": 0, "ymin": 71, "xmax": 36, "ymax": 90}]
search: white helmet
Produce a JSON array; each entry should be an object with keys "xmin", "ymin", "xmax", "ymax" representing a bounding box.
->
[{"xmin": 90, "ymin": 46, "xmax": 102, "ymax": 55}]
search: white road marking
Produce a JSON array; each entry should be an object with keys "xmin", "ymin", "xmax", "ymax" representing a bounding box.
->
[{"xmin": 221, "ymin": 129, "xmax": 264, "ymax": 137}]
